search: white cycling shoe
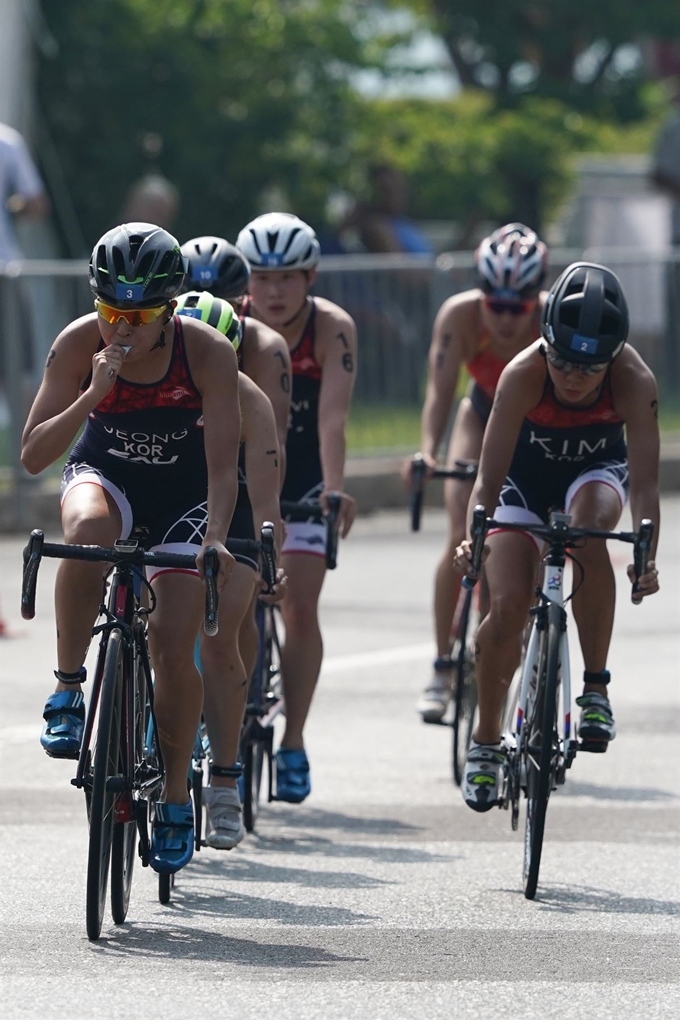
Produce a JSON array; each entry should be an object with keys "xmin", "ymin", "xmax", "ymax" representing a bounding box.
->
[
  {"xmin": 462, "ymin": 741, "xmax": 506, "ymax": 812},
  {"xmin": 417, "ymin": 657, "xmax": 455, "ymax": 723},
  {"xmin": 204, "ymin": 786, "xmax": 245, "ymax": 850}
]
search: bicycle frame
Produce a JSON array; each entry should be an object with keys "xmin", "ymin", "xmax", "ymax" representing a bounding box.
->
[
  {"xmin": 512, "ymin": 534, "xmax": 574, "ymax": 773},
  {"xmin": 73, "ymin": 557, "xmax": 161, "ymax": 863},
  {"xmin": 505, "ymin": 530, "xmax": 579, "ymax": 807}
]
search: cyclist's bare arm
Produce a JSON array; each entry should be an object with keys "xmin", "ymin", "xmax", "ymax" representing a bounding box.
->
[
  {"xmin": 420, "ymin": 294, "xmax": 476, "ymax": 468},
  {"xmin": 186, "ymin": 320, "xmax": 241, "ymax": 583},
  {"xmin": 242, "ymin": 316, "xmax": 291, "ymax": 487},
  {"xmin": 240, "ymin": 373, "xmax": 284, "ymax": 552},
  {"xmin": 467, "ymin": 351, "xmax": 544, "ymax": 529},
  {"xmin": 316, "ymin": 301, "xmax": 357, "ymax": 537},
  {"xmin": 611, "ymin": 348, "xmax": 661, "ymax": 594},
  {"xmin": 21, "ymin": 317, "xmax": 105, "ymax": 474}
]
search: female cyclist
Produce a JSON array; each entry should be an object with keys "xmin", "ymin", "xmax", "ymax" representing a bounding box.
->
[
  {"xmin": 176, "ymin": 290, "xmax": 285, "ymax": 850},
  {"xmin": 21, "ymin": 223, "xmax": 241, "ymax": 874},
  {"xmin": 236, "ymin": 212, "xmax": 357, "ymax": 804},
  {"xmin": 455, "ymin": 262, "xmax": 660, "ymax": 810},
  {"xmin": 408, "ymin": 223, "xmax": 549, "ymax": 722}
]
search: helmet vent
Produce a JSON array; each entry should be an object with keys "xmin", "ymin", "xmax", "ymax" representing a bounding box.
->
[
  {"xmin": 266, "ymin": 231, "xmax": 279, "ymax": 252},
  {"xmin": 128, "ymin": 235, "xmax": 144, "ymax": 261},
  {"xmin": 281, "ymin": 227, "xmax": 301, "ymax": 256}
]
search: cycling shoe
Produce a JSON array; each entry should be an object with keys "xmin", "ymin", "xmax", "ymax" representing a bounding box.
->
[
  {"xmin": 40, "ymin": 690, "xmax": 85, "ymax": 759},
  {"xmin": 149, "ymin": 799, "xmax": 194, "ymax": 874},
  {"xmin": 275, "ymin": 747, "xmax": 311, "ymax": 803}
]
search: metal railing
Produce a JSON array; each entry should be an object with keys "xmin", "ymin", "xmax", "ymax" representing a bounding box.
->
[{"xmin": 2, "ymin": 249, "xmax": 679, "ymax": 526}]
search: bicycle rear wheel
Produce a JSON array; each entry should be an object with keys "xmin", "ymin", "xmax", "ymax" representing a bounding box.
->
[
  {"xmin": 158, "ymin": 872, "xmax": 175, "ymax": 904},
  {"xmin": 523, "ymin": 605, "xmax": 561, "ymax": 899},
  {"xmin": 110, "ymin": 820, "xmax": 136, "ymax": 924},
  {"xmin": 86, "ymin": 629, "xmax": 124, "ymax": 941},
  {"xmin": 243, "ymin": 739, "xmax": 265, "ymax": 833},
  {"xmin": 452, "ymin": 588, "xmax": 480, "ymax": 786}
]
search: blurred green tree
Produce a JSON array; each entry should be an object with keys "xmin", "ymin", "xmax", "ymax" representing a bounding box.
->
[
  {"xmin": 37, "ymin": 0, "xmax": 383, "ymax": 246},
  {"xmin": 400, "ymin": 0, "xmax": 679, "ymax": 117},
  {"xmin": 352, "ymin": 89, "xmax": 669, "ymax": 235}
]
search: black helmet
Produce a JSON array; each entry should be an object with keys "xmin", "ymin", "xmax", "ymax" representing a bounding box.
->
[
  {"xmin": 181, "ymin": 236, "xmax": 251, "ymax": 299},
  {"xmin": 89, "ymin": 222, "xmax": 186, "ymax": 307},
  {"xmin": 542, "ymin": 262, "xmax": 629, "ymax": 364}
]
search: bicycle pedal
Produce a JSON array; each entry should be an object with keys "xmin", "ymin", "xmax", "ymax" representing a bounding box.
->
[{"xmin": 579, "ymin": 738, "xmax": 609, "ymax": 754}]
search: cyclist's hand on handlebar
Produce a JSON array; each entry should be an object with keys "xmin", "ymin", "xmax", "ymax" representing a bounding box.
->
[
  {"xmin": 259, "ymin": 567, "xmax": 287, "ymax": 605},
  {"xmin": 627, "ymin": 559, "xmax": 659, "ymax": 602},
  {"xmin": 401, "ymin": 452, "xmax": 436, "ymax": 489},
  {"xmin": 321, "ymin": 490, "xmax": 356, "ymax": 538},
  {"xmin": 196, "ymin": 540, "xmax": 235, "ymax": 593},
  {"xmin": 453, "ymin": 538, "xmax": 489, "ymax": 577}
]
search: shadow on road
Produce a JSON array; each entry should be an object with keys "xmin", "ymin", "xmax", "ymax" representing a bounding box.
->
[
  {"xmin": 92, "ymin": 922, "xmax": 366, "ymax": 966},
  {"xmin": 503, "ymin": 883, "xmax": 680, "ymax": 916}
]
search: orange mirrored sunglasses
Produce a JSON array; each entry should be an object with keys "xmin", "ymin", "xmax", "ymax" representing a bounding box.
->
[{"xmin": 95, "ymin": 299, "xmax": 169, "ymax": 326}]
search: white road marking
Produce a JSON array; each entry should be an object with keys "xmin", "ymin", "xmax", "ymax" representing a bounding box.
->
[{"xmin": 322, "ymin": 642, "xmax": 433, "ymax": 674}]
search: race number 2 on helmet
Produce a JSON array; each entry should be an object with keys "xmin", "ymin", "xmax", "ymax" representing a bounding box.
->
[{"xmin": 541, "ymin": 262, "xmax": 629, "ymax": 366}]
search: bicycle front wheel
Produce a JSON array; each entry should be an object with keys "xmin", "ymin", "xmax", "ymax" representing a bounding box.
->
[
  {"xmin": 452, "ymin": 588, "xmax": 480, "ymax": 786},
  {"xmin": 523, "ymin": 604, "xmax": 561, "ymax": 900},
  {"xmin": 86, "ymin": 629, "xmax": 124, "ymax": 941}
]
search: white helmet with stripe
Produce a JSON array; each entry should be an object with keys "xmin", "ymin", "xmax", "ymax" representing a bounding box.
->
[
  {"xmin": 475, "ymin": 222, "xmax": 547, "ymax": 298},
  {"xmin": 236, "ymin": 212, "xmax": 320, "ymax": 271}
]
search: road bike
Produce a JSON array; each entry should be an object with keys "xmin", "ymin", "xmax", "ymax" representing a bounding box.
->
[
  {"xmin": 238, "ymin": 495, "xmax": 341, "ymax": 830},
  {"xmin": 21, "ymin": 529, "xmax": 259, "ymax": 940},
  {"xmin": 464, "ymin": 506, "xmax": 653, "ymax": 899},
  {"xmin": 409, "ymin": 455, "xmax": 483, "ymax": 784}
]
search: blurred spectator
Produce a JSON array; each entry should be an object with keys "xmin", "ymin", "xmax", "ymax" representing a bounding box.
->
[
  {"xmin": 651, "ymin": 82, "xmax": 680, "ymax": 246},
  {"xmin": 121, "ymin": 173, "xmax": 179, "ymax": 230},
  {"xmin": 0, "ymin": 121, "xmax": 49, "ymax": 261},
  {"xmin": 342, "ymin": 164, "xmax": 433, "ymax": 255},
  {"xmin": 0, "ymin": 123, "xmax": 49, "ymax": 422}
]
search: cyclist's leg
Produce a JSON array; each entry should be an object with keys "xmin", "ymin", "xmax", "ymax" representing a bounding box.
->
[
  {"xmin": 435, "ymin": 396, "xmax": 483, "ymax": 655},
  {"xmin": 475, "ymin": 530, "xmax": 540, "ymax": 744},
  {"xmin": 462, "ymin": 529, "xmax": 539, "ymax": 810},
  {"xmin": 279, "ymin": 551, "xmax": 326, "ymax": 748},
  {"xmin": 146, "ymin": 573, "xmax": 204, "ymax": 805},
  {"xmin": 199, "ymin": 562, "xmax": 257, "ymax": 849},
  {"xmin": 419, "ymin": 396, "xmax": 482, "ymax": 721},
  {"xmin": 567, "ymin": 477, "xmax": 623, "ymax": 681},
  {"xmin": 200, "ymin": 563, "xmax": 258, "ymax": 780},
  {"xmin": 238, "ymin": 590, "xmax": 260, "ymax": 682},
  {"xmin": 56, "ymin": 479, "xmax": 125, "ymax": 682},
  {"xmin": 565, "ymin": 469, "xmax": 626, "ymax": 745},
  {"xmin": 41, "ymin": 473, "xmax": 127, "ymax": 757}
]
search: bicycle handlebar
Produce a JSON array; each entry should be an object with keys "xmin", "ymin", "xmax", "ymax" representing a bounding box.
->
[
  {"xmin": 464, "ymin": 510, "xmax": 655, "ymax": 605},
  {"xmin": 462, "ymin": 505, "xmax": 487, "ymax": 590},
  {"xmin": 632, "ymin": 519, "xmax": 653, "ymax": 605},
  {"xmin": 409, "ymin": 454, "xmax": 477, "ymax": 532},
  {"xmin": 259, "ymin": 522, "xmax": 278, "ymax": 594},
  {"xmin": 20, "ymin": 530, "xmax": 264, "ymax": 629},
  {"xmin": 280, "ymin": 495, "xmax": 341, "ymax": 569},
  {"xmin": 202, "ymin": 548, "xmax": 219, "ymax": 637}
]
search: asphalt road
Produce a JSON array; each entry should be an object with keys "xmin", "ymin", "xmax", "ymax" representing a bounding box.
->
[{"xmin": 1, "ymin": 500, "xmax": 679, "ymax": 1019}]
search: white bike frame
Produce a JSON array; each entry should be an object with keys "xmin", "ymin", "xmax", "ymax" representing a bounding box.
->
[{"xmin": 503, "ymin": 524, "xmax": 575, "ymax": 768}]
